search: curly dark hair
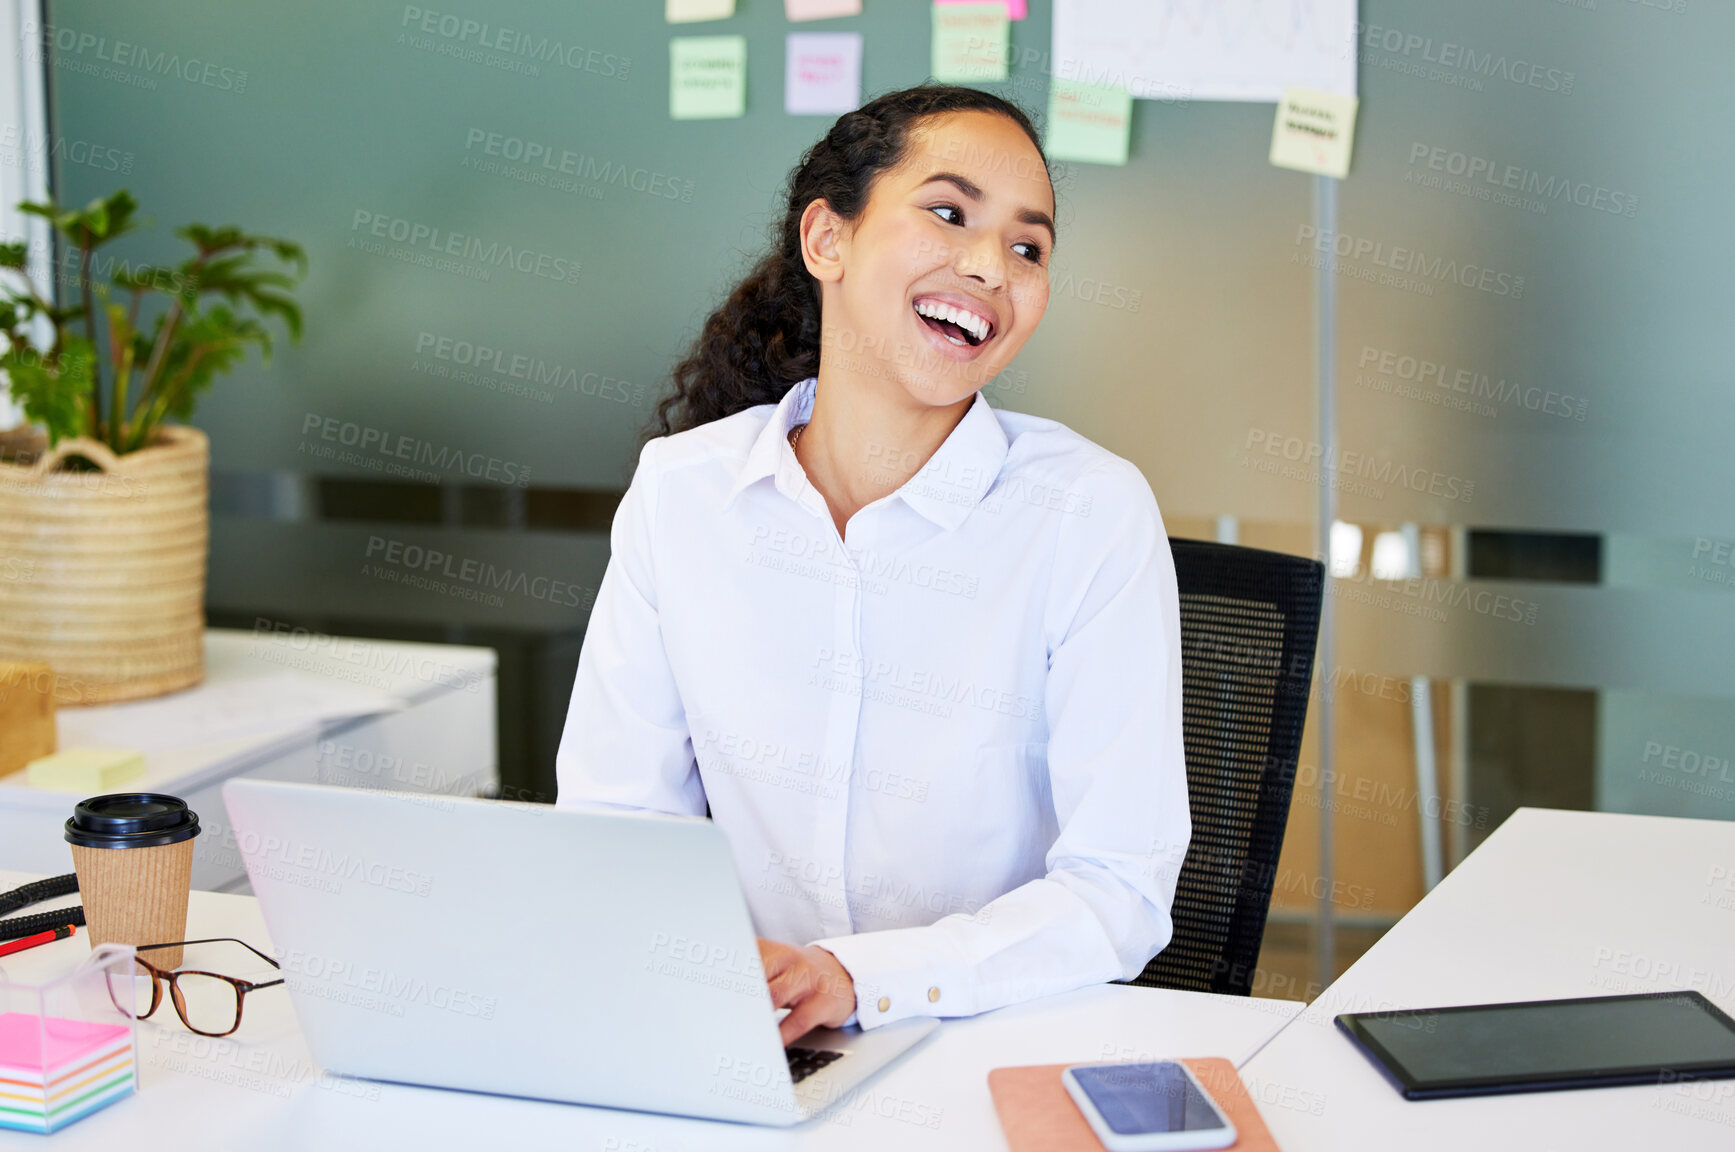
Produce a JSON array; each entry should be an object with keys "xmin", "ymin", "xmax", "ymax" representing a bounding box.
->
[{"xmin": 650, "ymin": 84, "xmax": 1052, "ymax": 439}]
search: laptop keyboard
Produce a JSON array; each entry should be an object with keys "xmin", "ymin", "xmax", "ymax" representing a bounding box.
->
[{"xmin": 786, "ymin": 1046, "xmax": 846, "ymax": 1084}]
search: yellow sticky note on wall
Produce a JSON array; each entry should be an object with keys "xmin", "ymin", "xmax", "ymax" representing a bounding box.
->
[
  {"xmin": 1269, "ymin": 86, "xmax": 1359, "ymax": 179},
  {"xmin": 1045, "ymin": 80, "xmax": 1132, "ymax": 165},
  {"xmin": 671, "ymin": 36, "xmax": 747, "ymax": 120},
  {"xmin": 667, "ymin": 0, "xmax": 734, "ymax": 23},
  {"xmin": 932, "ymin": 2, "xmax": 1008, "ymax": 83},
  {"xmin": 786, "ymin": 0, "xmax": 862, "ymax": 19}
]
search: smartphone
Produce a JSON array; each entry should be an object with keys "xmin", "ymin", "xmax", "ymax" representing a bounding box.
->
[{"xmin": 1060, "ymin": 1061, "xmax": 1238, "ymax": 1152}]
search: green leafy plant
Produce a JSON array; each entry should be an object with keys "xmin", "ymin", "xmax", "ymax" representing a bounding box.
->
[{"xmin": 0, "ymin": 189, "xmax": 305, "ymax": 455}]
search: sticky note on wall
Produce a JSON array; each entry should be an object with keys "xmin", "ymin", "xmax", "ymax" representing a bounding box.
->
[
  {"xmin": 671, "ymin": 36, "xmax": 747, "ymax": 120},
  {"xmin": 1045, "ymin": 79, "xmax": 1132, "ymax": 165},
  {"xmin": 785, "ymin": 0, "xmax": 862, "ymax": 19},
  {"xmin": 1269, "ymin": 85, "xmax": 1359, "ymax": 179},
  {"xmin": 667, "ymin": 0, "xmax": 734, "ymax": 22},
  {"xmin": 786, "ymin": 33, "xmax": 863, "ymax": 115},
  {"xmin": 936, "ymin": 0, "xmax": 1027, "ymax": 21},
  {"xmin": 932, "ymin": 2, "xmax": 1008, "ymax": 82}
]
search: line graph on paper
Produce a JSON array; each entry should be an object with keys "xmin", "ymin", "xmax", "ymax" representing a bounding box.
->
[{"xmin": 1052, "ymin": 0, "xmax": 1358, "ymax": 102}]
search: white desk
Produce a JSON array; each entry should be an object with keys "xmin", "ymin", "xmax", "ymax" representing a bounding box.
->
[
  {"xmin": 0, "ymin": 870, "xmax": 1302, "ymax": 1151},
  {"xmin": 0, "ymin": 628, "xmax": 497, "ymax": 891},
  {"xmin": 1242, "ymin": 807, "xmax": 1735, "ymax": 1151}
]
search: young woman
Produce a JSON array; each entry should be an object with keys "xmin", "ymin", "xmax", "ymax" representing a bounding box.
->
[{"xmin": 555, "ymin": 85, "xmax": 1189, "ymax": 1045}]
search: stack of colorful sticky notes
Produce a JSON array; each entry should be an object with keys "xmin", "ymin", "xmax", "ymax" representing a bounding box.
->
[{"xmin": 0, "ymin": 1013, "xmax": 135, "ymax": 1133}]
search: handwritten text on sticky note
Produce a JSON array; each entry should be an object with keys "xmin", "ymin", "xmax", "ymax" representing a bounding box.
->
[
  {"xmin": 786, "ymin": 33, "xmax": 862, "ymax": 115},
  {"xmin": 932, "ymin": 3, "xmax": 1008, "ymax": 83},
  {"xmin": 1046, "ymin": 79, "xmax": 1132, "ymax": 165},
  {"xmin": 1269, "ymin": 86, "xmax": 1359, "ymax": 179},
  {"xmin": 671, "ymin": 36, "xmax": 747, "ymax": 120}
]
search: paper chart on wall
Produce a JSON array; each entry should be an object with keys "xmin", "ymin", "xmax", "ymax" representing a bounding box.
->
[{"xmin": 1052, "ymin": 0, "xmax": 1358, "ymax": 103}]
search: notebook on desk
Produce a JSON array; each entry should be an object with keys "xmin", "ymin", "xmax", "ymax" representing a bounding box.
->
[{"xmin": 223, "ymin": 778, "xmax": 936, "ymax": 1125}]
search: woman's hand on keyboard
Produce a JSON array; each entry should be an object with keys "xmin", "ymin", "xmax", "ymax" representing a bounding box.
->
[{"xmin": 758, "ymin": 937, "xmax": 856, "ymax": 1046}]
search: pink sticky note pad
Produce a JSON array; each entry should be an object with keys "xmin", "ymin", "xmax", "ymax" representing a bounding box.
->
[
  {"xmin": 936, "ymin": 0, "xmax": 1026, "ymax": 19},
  {"xmin": 0, "ymin": 1013, "xmax": 131, "ymax": 1076}
]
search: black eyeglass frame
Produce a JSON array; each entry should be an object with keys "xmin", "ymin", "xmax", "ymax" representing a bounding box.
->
[{"xmin": 115, "ymin": 936, "xmax": 285, "ymax": 1037}]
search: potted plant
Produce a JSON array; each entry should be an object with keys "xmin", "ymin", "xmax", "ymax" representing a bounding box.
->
[{"xmin": 0, "ymin": 189, "xmax": 305, "ymax": 704}]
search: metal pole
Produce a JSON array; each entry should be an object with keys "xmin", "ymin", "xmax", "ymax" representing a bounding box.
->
[
  {"xmin": 1313, "ymin": 173, "xmax": 1338, "ymax": 990},
  {"xmin": 1402, "ymin": 522, "xmax": 1444, "ymax": 891},
  {"xmin": 1411, "ymin": 674, "xmax": 1442, "ymax": 890},
  {"xmin": 1447, "ymin": 525, "xmax": 1471, "ymax": 869}
]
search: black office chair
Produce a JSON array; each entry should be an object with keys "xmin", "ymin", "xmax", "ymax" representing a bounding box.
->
[{"xmin": 1121, "ymin": 538, "xmax": 1324, "ymax": 997}]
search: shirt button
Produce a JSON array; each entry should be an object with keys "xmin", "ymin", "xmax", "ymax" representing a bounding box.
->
[
  {"xmin": 928, "ymin": 986, "xmax": 941, "ymax": 1003},
  {"xmin": 877, "ymin": 996, "xmax": 891, "ymax": 1013}
]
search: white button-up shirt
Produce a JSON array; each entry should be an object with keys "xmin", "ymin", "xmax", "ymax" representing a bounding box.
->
[{"xmin": 555, "ymin": 375, "xmax": 1190, "ymax": 1028}]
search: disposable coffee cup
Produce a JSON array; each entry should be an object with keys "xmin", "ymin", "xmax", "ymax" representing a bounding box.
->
[{"xmin": 65, "ymin": 793, "xmax": 201, "ymax": 969}]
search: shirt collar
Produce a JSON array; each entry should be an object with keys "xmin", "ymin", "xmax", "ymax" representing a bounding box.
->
[
  {"xmin": 723, "ymin": 375, "xmax": 1011, "ymax": 530},
  {"xmin": 897, "ymin": 390, "xmax": 1009, "ymax": 530},
  {"xmin": 724, "ymin": 376, "xmax": 819, "ymax": 512}
]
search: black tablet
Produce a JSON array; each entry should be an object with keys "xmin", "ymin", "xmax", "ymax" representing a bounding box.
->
[{"xmin": 1336, "ymin": 991, "xmax": 1735, "ymax": 1101}]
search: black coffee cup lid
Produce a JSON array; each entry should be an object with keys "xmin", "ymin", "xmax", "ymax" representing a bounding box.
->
[{"xmin": 65, "ymin": 793, "xmax": 201, "ymax": 849}]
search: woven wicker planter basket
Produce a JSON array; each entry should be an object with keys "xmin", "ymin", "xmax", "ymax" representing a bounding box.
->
[{"xmin": 0, "ymin": 424, "xmax": 208, "ymax": 705}]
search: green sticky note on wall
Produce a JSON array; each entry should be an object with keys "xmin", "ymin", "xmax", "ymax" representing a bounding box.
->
[
  {"xmin": 671, "ymin": 36, "xmax": 747, "ymax": 120},
  {"xmin": 666, "ymin": 0, "xmax": 734, "ymax": 22},
  {"xmin": 932, "ymin": 2, "xmax": 1007, "ymax": 83},
  {"xmin": 1045, "ymin": 79, "xmax": 1132, "ymax": 165}
]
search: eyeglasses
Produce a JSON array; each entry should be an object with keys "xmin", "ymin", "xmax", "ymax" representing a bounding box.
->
[{"xmin": 106, "ymin": 937, "xmax": 285, "ymax": 1037}]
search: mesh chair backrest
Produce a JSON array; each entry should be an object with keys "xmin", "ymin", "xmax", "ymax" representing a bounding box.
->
[{"xmin": 1128, "ymin": 539, "xmax": 1323, "ymax": 996}]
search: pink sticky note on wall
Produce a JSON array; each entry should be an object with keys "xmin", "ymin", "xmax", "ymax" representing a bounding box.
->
[
  {"xmin": 786, "ymin": 32, "xmax": 862, "ymax": 114},
  {"xmin": 935, "ymin": 0, "xmax": 1026, "ymax": 20}
]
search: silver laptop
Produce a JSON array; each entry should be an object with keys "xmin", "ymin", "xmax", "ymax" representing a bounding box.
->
[{"xmin": 222, "ymin": 778, "xmax": 937, "ymax": 1124}]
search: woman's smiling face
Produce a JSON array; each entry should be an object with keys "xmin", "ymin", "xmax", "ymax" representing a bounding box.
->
[{"xmin": 813, "ymin": 110, "xmax": 1055, "ymax": 409}]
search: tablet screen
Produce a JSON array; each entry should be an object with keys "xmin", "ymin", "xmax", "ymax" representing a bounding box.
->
[{"xmin": 1340, "ymin": 992, "xmax": 1735, "ymax": 1097}]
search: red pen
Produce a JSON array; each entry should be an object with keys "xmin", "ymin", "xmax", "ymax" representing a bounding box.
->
[{"xmin": 0, "ymin": 924, "xmax": 76, "ymax": 958}]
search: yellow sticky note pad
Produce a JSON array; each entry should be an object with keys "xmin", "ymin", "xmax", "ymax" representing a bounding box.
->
[
  {"xmin": 785, "ymin": 0, "xmax": 861, "ymax": 19},
  {"xmin": 1270, "ymin": 86, "xmax": 1359, "ymax": 179},
  {"xmin": 667, "ymin": 0, "xmax": 734, "ymax": 23},
  {"xmin": 27, "ymin": 747, "xmax": 145, "ymax": 793},
  {"xmin": 1045, "ymin": 79, "xmax": 1132, "ymax": 165},
  {"xmin": 932, "ymin": 2, "xmax": 1007, "ymax": 83},
  {"xmin": 671, "ymin": 36, "xmax": 747, "ymax": 120}
]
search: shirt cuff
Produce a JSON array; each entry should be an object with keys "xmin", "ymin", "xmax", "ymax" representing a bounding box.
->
[{"xmin": 810, "ymin": 930, "xmax": 970, "ymax": 1030}]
